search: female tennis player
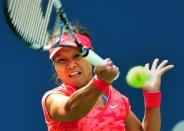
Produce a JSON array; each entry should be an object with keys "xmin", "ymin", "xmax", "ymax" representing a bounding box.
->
[{"xmin": 42, "ymin": 24, "xmax": 174, "ymax": 131}]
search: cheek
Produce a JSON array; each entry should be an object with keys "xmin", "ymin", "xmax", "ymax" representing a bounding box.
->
[
  {"xmin": 54, "ymin": 65, "xmax": 66, "ymax": 79},
  {"xmin": 83, "ymin": 62, "xmax": 93, "ymax": 77}
]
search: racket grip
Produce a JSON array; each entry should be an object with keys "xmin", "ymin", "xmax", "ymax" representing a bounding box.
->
[
  {"xmin": 85, "ymin": 49, "xmax": 103, "ymax": 66},
  {"xmin": 85, "ymin": 49, "xmax": 120, "ymax": 82}
]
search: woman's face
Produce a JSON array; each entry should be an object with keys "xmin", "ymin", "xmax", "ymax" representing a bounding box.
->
[{"xmin": 53, "ymin": 47, "xmax": 93, "ymax": 88}]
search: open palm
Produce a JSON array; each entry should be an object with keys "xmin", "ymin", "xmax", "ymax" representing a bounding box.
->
[{"xmin": 142, "ymin": 58, "xmax": 174, "ymax": 92}]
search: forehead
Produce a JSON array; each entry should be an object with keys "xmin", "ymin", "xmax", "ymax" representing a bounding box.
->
[{"xmin": 54, "ymin": 47, "xmax": 81, "ymax": 57}]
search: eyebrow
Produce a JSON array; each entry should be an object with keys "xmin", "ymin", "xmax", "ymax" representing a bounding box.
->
[{"xmin": 54, "ymin": 55, "xmax": 64, "ymax": 59}]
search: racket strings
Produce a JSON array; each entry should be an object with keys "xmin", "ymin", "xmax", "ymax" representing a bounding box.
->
[
  {"xmin": 6, "ymin": 0, "xmax": 79, "ymax": 50},
  {"xmin": 7, "ymin": 0, "xmax": 54, "ymax": 50}
]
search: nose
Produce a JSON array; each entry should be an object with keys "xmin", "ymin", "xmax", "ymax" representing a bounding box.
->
[{"xmin": 67, "ymin": 60, "xmax": 78, "ymax": 69}]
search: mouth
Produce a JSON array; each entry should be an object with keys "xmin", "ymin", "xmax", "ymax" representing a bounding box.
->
[{"xmin": 68, "ymin": 71, "xmax": 82, "ymax": 78}]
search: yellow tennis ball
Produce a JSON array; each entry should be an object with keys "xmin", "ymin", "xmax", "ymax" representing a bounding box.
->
[{"xmin": 126, "ymin": 66, "xmax": 148, "ymax": 88}]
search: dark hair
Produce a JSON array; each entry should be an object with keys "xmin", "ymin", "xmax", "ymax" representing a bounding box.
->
[
  {"xmin": 51, "ymin": 23, "xmax": 91, "ymax": 40},
  {"xmin": 52, "ymin": 23, "xmax": 91, "ymax": 85},
  {"xmin": 70, "ymin": 23, "xmax": 91, "ymax": 39}
]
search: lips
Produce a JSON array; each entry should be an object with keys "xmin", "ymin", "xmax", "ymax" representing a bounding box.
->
[{"xmin": 68, "ymin": 71, "xmax": 81, "ymax": 78}]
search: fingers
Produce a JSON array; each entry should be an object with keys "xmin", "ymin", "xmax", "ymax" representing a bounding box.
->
[
  {"xmin": 145, "ymin": 58, "xmax": 174, "ymax": 74},
  {"xmin": 157, "ymin": 60, "xmax": 168, "ymax": 69},
  {"xmin": 151, "ymin": 58, "xmax": 159, "ymax": 70},
  {"xmin": 105, "ymin": 58, "xmax": 113, "ymax": 66},
  {"xmin": 113, "ymin": 65, "xmax": 119, "ymax": 75},
  {"xmin": 144, "ymin": 63, "xmax": 149, "ymax": 71},
  {"xmin": 104, "ymin": 60, "xmax": 119, "ymax": 75},
  {"xmin": 94, "ymin": 58, "xmax": 112, "ymax": 73},
  {"xmin": 94, "ymin": 58, "xmax": 119, "ymax": 83},
  {"xmin": 160, "ymin": 64, "xmax": 174, "ymax": 75}
]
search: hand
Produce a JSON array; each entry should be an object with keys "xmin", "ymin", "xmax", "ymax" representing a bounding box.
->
[
  {"xmin": 142, "ymin": 58, "xmax": 174, "ymax": 92},
  {"xmin": 94, "ymin": 58, "xmax": 119, "ymax": 84}
]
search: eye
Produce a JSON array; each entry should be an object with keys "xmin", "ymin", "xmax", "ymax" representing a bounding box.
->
[
  {"xmin": 55, "ymin": 58, "xmax": 66, "ymax": 63},
  {"xmin": 74, "ymin": 53, "xmax": 82, "ymax": 59}
]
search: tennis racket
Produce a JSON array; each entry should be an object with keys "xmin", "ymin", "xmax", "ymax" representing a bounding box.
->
[{"xmin": 3, "ymin": 0, "xmax": 119, "ymax": 80}]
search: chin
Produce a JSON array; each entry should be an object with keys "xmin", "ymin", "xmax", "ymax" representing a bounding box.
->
[
  {"xmin": 66, "ymin": 75, "xmax": 91, "ymax": 88},
  {"xmin": 70, "ymin": 80, "xmax": 88, "ymax": 89}
]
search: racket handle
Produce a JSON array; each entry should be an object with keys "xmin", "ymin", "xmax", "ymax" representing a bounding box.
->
[
  {"xmin": 84, "ymin": 49, "xmax": 120, "ymax": 82},
  {"xmin": 85, "ymin": 49, "xmax": 103, "ymax": 66}
]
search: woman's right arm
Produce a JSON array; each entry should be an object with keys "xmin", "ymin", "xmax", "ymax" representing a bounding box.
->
[
  {"xmin": 45, "ymin": 58, "xmax": 119, "ymax": 122},
  {"xmin": 45, "ymin": 82, "xmax": 101, "ymax": 121}
]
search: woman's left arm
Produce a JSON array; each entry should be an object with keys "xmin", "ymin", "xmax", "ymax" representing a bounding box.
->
[{"xmin": 125, "ymin": 58, "xmax": 174, "ymax": 131}]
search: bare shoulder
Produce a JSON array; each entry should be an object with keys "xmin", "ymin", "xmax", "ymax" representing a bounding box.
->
[
  {"xmin": 44, "ymin": 93, "xmax": 70, "ymax": 121},
  {"xmin": 46, "ymin": 93, "xmax": 68, "ymax": 109}
]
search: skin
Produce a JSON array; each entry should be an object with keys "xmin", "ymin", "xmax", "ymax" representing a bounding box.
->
[
  {"xmin": 53, "ymin": 47, "xmax": 93, "ymax": 88},
  {"xmin": 125, "ymin": 58, "xmax": 174, "ymax": 131},
  {"xmin": 46, "ymin": 47, "xmax": 174, "ymax": 130}
]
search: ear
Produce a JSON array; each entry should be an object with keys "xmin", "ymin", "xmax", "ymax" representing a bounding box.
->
[
  {"xmin": 52, "ymin": 60, "xmax": 57, "ymax": 70},
  {"xmin": 52, "ymin": 59, "xmax": 55, "ymax": 64}
]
